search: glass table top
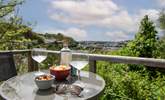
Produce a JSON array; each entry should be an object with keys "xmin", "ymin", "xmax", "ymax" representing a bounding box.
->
[{"xmin": 0, "ymin": 70, "xmax": 105, "ymax": 100}]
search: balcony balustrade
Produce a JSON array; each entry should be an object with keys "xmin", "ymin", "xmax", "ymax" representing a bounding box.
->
[{"xmin": 0, "ymin": 49, "xmax": 165, "ymax": 73}]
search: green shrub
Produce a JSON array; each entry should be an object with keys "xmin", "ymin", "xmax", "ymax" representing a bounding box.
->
[{"xmin": 97, "ymin": 62, "xmax": 165, "ymax": 100}]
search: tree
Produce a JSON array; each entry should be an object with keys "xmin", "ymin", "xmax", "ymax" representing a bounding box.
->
[
  {"xmin": 157, "ymin": 10, "xmax": 165, "ymax": 58},
  {"xmin": 0, "ymin": 20, "xmax": 31, "ymax": 50},
  {"xmin": 0, "ymin": 0, "xmax": 45, "ymax": 50},
  {"xmin": 121, "ymin": 15, "xmax": 158, "ymax": 58},
  {"xmin": 0, "ymin": 0, "xmax": 29, "ymax": 50},
  {"xmin": 158, "ymin": 9, "xmax": 165, "ymax": 31},
  {"xmin": 0, "ymin": 0, "xmax": 23, "ymax": 18}
]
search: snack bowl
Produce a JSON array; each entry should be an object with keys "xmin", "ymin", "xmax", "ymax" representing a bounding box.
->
[
  {"xmin": 35, "ymin": 74, "xmax": 55, "ymax": 89},
  {"xmin": 50, "ymin": 65, "xmax": 71, "ymax": 81}
]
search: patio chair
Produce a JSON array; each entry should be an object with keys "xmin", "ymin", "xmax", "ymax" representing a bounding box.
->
[
  {"xmin": 0, "ymin": 95, "xmax": 5, "ymax": 100},
  {"xmin": 0, "ymin": 52, "xmax": 17, "ymax": 82},
  {"xmin": 0, "ymin": 52, "xmax": 17, "ymax": 100}
]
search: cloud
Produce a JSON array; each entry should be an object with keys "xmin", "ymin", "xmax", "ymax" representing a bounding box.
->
[
  {"xmin": 131, "ymin": 9, "xmax": 160, "ymax": 32},
  {"xmin": 137, "ymin": 9, "xmax": 159, "ymax": 22},
  {"xmin": 51, "ymin": 0, "xmax": 119, "ymax": 17},
  {"xmin": 49, "ymin": 0, "xmax": 131, "ymax": 29},
  {"xmin": 104, "ymin": 9, "xmax": 159, "ymax": 41},
  {"xmin": 63, "ymin": 28, "xmax": 87, "ymax": 40},
  {"xmin": 101, "ymin": 10, "xmax": 135, "ymax": 32},
  {"xmin": 45, "ymin": 0, "xmax": 160, "ymax": 41},
  {"xmin": 105, "ymin": 31, "xmax": 130, "ymax": 41},
  {"xmin": 157, "ymin": 0, "xmax": 165, "ymax": 6},
  {"xmin": 48, "ymin": 0, "xmax": 159, "ymax": 31},
  {"xmin": 43, "ymin": 27, "xmax": 87, "ymax": 41},
  {"xmin": 104, "ymin": 9, "xmax": 160, "ymax": 41}
]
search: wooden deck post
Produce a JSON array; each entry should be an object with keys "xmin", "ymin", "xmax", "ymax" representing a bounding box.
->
[
  {"xmin": 28, "ymin": 51, "xmax": 38, "ymax": 72},
  {"xmin": 89, "ymin": 60, "xmax": 96, "ymax": 73}
]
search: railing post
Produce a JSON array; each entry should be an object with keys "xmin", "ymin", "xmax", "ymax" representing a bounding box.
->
[
  {"xmin": 89, "ymin": 60, "xmax": 97, "ymax": 73},
  {"xmin": 28, "ymin": 51, "xmax": 38, "ymax": 72}
]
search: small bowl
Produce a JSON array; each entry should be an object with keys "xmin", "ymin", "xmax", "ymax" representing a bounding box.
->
[
  {"xmin": 50, "ymin": 65, "xmax": 71, "ymax": 81},
  {"xmin": 35, "ymin": 74, "xmax": 55, "ymax": 89}
]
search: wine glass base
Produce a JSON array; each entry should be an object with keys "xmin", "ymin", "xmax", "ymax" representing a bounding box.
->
[{"xmin": 73, "ymin": 80, "xmax": 85, "ymax": 88}]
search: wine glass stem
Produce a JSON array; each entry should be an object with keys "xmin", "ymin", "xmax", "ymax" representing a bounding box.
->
[
  {"xmin": 78, "ymin": 70, "xmax": 81, "ymax": 80},
  {"xmin": 38, "ymin": 67, "xmax": 41, "ymax": 72},
  {"xmin": 38, "ymin": 63, "xmax": 41, "ymax": 72}
]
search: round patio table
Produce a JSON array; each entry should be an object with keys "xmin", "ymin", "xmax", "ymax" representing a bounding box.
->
[{"xmin": 0, "ymin": 70, "xmax": 105, "ymax": 100}]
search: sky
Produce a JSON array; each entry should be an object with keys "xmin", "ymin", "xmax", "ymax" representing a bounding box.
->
[{"xmin": 18, "ymin": 0, "xmax": 165, "ymax": 41}]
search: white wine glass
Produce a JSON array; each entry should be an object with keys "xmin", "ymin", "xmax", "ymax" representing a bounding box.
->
[
  {"xmin": 70, "ymin": 50, "xmax": 89, "ymax": 80},
  {"xmin": 32, "ymin": 48, "xmax": 47, "ymax": 76}
]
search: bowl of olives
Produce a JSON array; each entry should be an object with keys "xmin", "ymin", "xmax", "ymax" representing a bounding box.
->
[{"xmin": 35, "ymin": 74, "xmax": 55, "ymax": 89}]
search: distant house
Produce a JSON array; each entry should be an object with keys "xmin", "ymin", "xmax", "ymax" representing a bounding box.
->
[
  {"xmin": 44, "ymin": 39, "xmax": 57, "ymax": 44},
  {"xmin": 78, "ymin": 40, "xmax": 130, "ymax": 50}
]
